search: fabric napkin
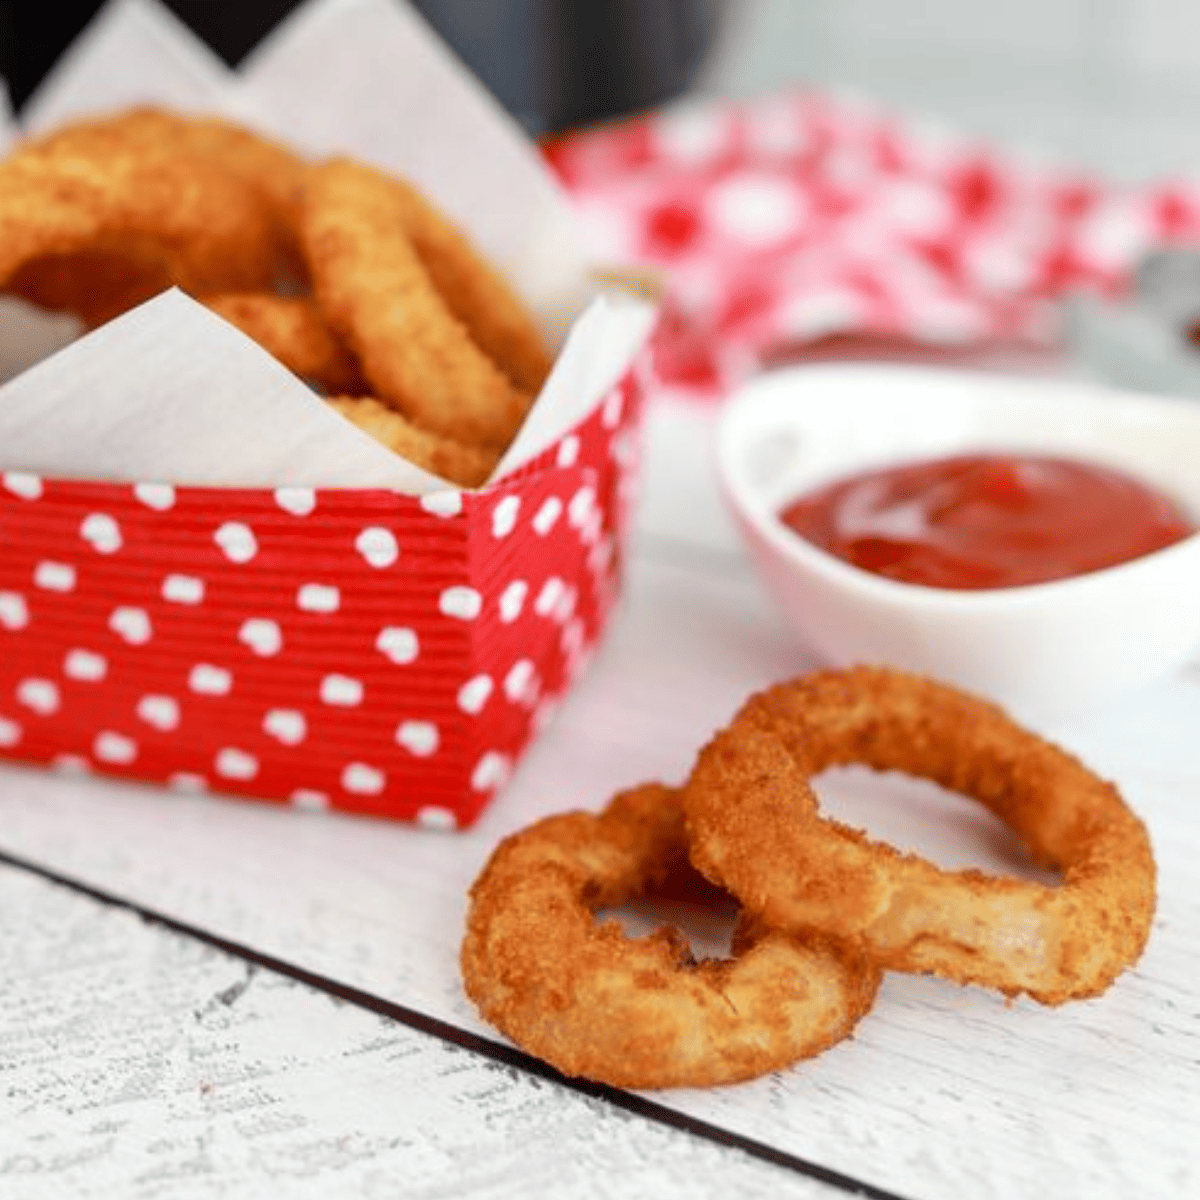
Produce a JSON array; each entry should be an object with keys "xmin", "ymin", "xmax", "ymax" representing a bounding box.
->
[{"xmin": 545, "ymin": 90, "xmax": 1200, "ymax": 399}]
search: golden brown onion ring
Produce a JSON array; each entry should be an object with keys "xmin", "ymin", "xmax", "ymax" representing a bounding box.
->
[
  {"xmin": 203, "ymin": 293, "xmax": 366, "ymax": 394},
  {"xmin": 327, "ymin": 396, "xmax": 500, "ymax": 488},
  {"xmin": 4, "ymin": 245, "xmax": 171, "ymax": 328},
  {"xmin": 383, "ymin": 174, "xmax": 552, "ymax": 394},
  {"xmin": 684, "ymin": 667, "xmax": 1157, "ymax": 1005},
  {"xmin": 461, "ymin": 782, "xmax": 882, "ymax": 1089},
  {"xmin": 26, "ymin": 106, "xmax": 307, "ymax": 280},
  {"xmin": 300, "ymin": 157, "xmax": 537, "ymax": 449},
  {"xmin": 0, "ymin": 138, "xmax": 280, "ymax": 298}
]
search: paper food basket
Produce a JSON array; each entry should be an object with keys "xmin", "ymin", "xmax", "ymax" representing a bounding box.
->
[{"xmin": 0, "ymin": 0, "xmax": 657, "ymax": 829}]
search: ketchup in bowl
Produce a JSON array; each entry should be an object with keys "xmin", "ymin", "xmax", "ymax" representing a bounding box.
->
[{"xmin": 779, "ymin": 453, "xmax": 1196, "ymax": 590}]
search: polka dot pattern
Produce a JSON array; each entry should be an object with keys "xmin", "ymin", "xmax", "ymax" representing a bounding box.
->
[
  {"xmin": 0, "ymin": 355, "xmax": 648, "ymax": 827},
  {"xmin": 544, "ymin": 91, "xmax": 1200, "ymax": 399}
]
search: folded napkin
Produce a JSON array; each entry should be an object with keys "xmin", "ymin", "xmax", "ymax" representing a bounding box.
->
[{"xmin": 546, "ymin": 90, "xmax": 1200, "ymax": 398}]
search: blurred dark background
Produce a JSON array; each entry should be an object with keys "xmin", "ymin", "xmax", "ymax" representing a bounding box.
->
[{"xmin": 0, "ymin": 0, "xmax": 724, "ymax": 135}]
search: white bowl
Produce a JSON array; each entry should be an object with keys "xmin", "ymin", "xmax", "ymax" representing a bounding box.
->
[{"xmin": 716, "ymin": 364, "xmax": 1200, "ymax": 717}]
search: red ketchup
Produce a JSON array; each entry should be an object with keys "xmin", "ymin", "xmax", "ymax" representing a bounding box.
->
[{"xmin": 779, "ymin": 452, "xmax": 1196, "ymax": 590}]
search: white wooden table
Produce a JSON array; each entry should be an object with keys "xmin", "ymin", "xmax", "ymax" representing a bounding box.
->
[{"xmin": 2, "ymin": 385, "xmax": 1198, "ymax": 1199}]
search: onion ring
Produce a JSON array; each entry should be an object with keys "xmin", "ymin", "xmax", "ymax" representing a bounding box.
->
[
  {"xmin": 382, "ymin": 173, "xmax": 552, "ymax": 394},
  {"xmin": 327, "ymin": 396, "xmax": 500, "ymax": 488},
  {"xmin": 0, "ymin": 136, "xmax": 281, "ymax": 299},
  {"xmin": 683, "ymin": 666, "xmax": 1157, "ymax": 1005},
  {"xmin": 203, "ymin": 293, "xmax": 366, "ymax": 394},
  {"xmin": 461, "ymin": 782, "xmax": 882, "ymax": 1089},
  {"xmin": 300, "ymin": 157, "xmax": 537, "ymax": 449},
  {"xmin": 4, "ymin": 245, "xmax": 171, "ymax": 329},
  {"xmin": 26, "ymin": 106, "xmax": 306, "ymax": 281}
]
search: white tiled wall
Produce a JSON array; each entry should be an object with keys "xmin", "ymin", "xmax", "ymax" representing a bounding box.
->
[{"xmin": 697, "ymin": 0, "xmax": 1200, "ymax": 183}]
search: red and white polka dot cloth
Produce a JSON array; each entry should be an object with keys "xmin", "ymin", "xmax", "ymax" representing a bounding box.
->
[
  {"xmin": 0, "ymin": 368, "xmax": 645, "ymax": 829},
  {"xmin": 545, "ymin": 90, "xmax": 1200, "ymax": 398}
]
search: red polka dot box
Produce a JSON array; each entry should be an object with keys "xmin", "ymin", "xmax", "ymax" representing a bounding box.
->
[
  {"xmin": 0, "ymin": 0, "xmax": 657, "ymax": 829},
  {"xmin": 0, "ymin": 361, "xmax": 648, "ymax": 829}
]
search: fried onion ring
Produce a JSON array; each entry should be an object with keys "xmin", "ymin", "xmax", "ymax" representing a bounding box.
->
[
  {"xmin": 0, "ymin": 137, "xmax": 281, "ymax": 298},
  {"xmin": 684, "ymin": 667, "xmax": 1157, "ymax": 1005},
  {"xmin": 327, "ymin": 396, "xmax": 500, "ymax": 488},
  {"xmin": 203, "ymin": 293, "xmax": 366, "ymax": 394},
  {"xmin": 461, "ymin": 782, "xmax": 882, "ymax": 1089},
  {"xmin": 382, "ymin": 174, "xmax": 552, "ymax": 394},
  {"xmin": 300, "ymin": 158, "xmax": 537, "ymax": 448},
  {"xmin": 25, "ymin": 106, "xmax": 307, "ymax": 280},
  {"xmin": 4, "ymin": 245, "xmax": 171, "ymax": 329}
]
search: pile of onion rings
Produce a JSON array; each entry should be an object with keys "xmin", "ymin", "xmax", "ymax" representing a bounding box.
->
[
  {"xmin": 461, "ymin": 667, "xmax": 1157, "ymax": 1089},
  {"xmin": 0, "ymin": 106, "xmax": 552, "ymax": 488}
]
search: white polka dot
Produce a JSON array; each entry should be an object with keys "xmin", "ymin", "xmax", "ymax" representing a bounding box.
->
[
  {"xmin": 504, "ymin": 659, "xmax": 539, "ymax": 706},
  {"xmin": 109, "ymin": 606, "xmax": 152, "ymax": 645},
  {"xmin": 532, "ymin": 496, "xmax": 563, "ymax": 535},
  {"xmin": 588, "ymin": 534, "xmax": 616, "ymax": 576},
  {"xmin": 457, "ymin": 674, "xmax": 493, "ymax": 715},
  {"xmin": 163, "ymin": 574, "xmax": 205, "ymax": 605},
  {"xmin": 63, "ymin": 649, "xmax": 107, "ymax": 682},
  {"xmin": 133, "ymin": 482, "xmax": 175, "ymax": 510},
  {"xmin": 1077, "ymin": 198, "xmax": 1154, "ymax": 273},
  {"xmin": 169, "ymin": 772, "xmax": 207, "ymax": 794},
  {"xmin": 601, "ymin": 390, "xmax": 624, "ymax": 429},
  {"xmin": 297, "ymin": 583, "xmax": 340, "ymax": 614},
  {"xmin": 264, "ymin": 708, "xmax": 307, "ymax": 745},
  {"xmin": 3, "ymin": 471, "xmax": 42, "ymax": 500},
  {"xmin": 556, "ymin": 435, "xmax": 581, "ymax": 468},
  {"xmin": 52, "ymin": 753, "xmax": 90, "ymax": 776},
  {"xmin": 471, "ymin": 751, "xmax": 511, "ymax": 792},
  {"xmin": 491, "ymin": 495, "xmax": 521, "ymax": 537},
  {"xmin": 342, "ymin": 762, "xmax": 385, "ymax": 795},
  {"xmin": 320, "ymin": 674, "xmax": 363, "ymax": 706},
  {"xmin": 562, "ymin": 617, "xmax": 587, "ymax": 657},
  {"xmin": 238, "ymin": 618, "xmax": 282, "ymax": 657},
  {"xmin": 534, "ymin": 577, "xmax": 565, "ymax": 617},
  {"xmin": 705, "ymin": 172, "xmax": 807, "ymax": 248},
  {"xmin": 439, "ymin": 586, "xmax": 482, "ymax": 620},
  {"xmin": 498, "ymin": 579, "xmax": 528, "ymax": 624},
  {"xmin": 214, "ymin": 521, "xmax": 258, "ymax": 564},
  {"xmin": 0, "ymin": 716, "xmax": 22, "ymax": 747},
  {"xmin": 420, "ymin": 491, "xmax": 463, "ymax": 518},
  {"xmin": 579, "ymin": 508, "xmax": 604, "ymax": 547},
  {"xmin": 16, "ymin": 678, "xmax": 59, "ymax": 715},
  {"xmin": 290, "ymin": 788, "xmax": 329, "ymax": 812},
  {"xmin": 417, "ymin": 806, "xmax": 457, "ymax": 831},
  {"xmin": 94, "ymin": 731, "xmax": 137, "ymax": 765},
  {"xmin": 355, "ymin": 526, "xmax": 399, "ymax": 568},
  {"xmin": 554, "ymin": 585, "xmax": 579, "ymax": 624},
  {"xmin": 610, "ymin": 428, "xmax": 638, "ymax": 469},
  {"xmin": 396, "ymin": 720, "xmax": 439, "ymax": 757},
  {"xmin": 34, "ymin": 561, "xmax": 75, "ymax": 592},
  {"xmin": 0, "ymin": 591, "xmax": 29, "ymax": 631},
  {"xmin": 80, "ymin": 513, "xmax": 122, "ymax": 554},
  {"xmin": 137, "ymin": 694, "xmax": 180, "ymax": 732},
  {"xmin": 655, "ymin": 103, "xmax": 729, "ymax": 163},
  {"xmin": 215, "ymin": 747, "xmax": 258, "ymax": 780},
  {"xmin": 275, "ymin": 486, "xmax": 316, "ymax": 516},
  {"xmin": 189, "ymin": 664, "xmax": 232, "ymax": 696},
  {"xmin": 375, "ymin": 626, "xmax": 418, "ymax": 664},
  {"xmin": 568, "ymin": 485, "xmax": 597, "ymax": 529}
]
